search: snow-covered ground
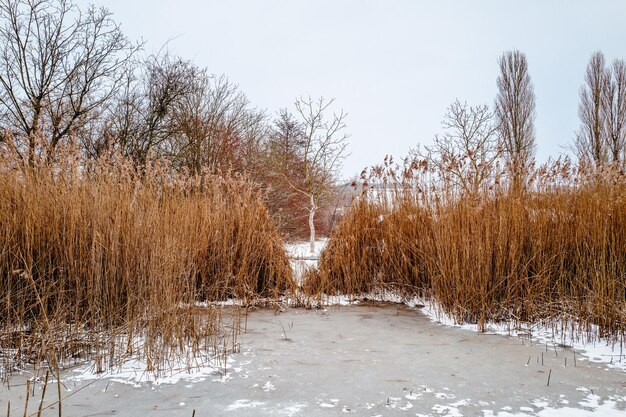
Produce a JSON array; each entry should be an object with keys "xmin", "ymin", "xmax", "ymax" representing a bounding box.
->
[
  {"xmin": 284, "ymin": 239, "xmax": 327, "ymax": 259},
  {"xmin": 67, "ymin": 351, "xmax": 229, "ymax": 387},
  {"xmin": 285, "ymin": 238, "xmax": 327, "ymax": 284}
]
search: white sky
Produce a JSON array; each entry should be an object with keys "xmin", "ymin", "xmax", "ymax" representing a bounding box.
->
[{"xmin": 83, "ymin": 1, "xmax": 626, "ymax": 179}]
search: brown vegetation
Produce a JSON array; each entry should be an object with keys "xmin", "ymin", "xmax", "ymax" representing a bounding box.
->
[
  {"xmin": 1, "ymin": 0, "xmax": 625, "ymax": 387},
  {"xmin": 0, "ymin": 0, "xmax": 347, "ymax": 243},
  {"xmin": 0, "ymin": 145, "xmax": 293, "ymax": 378},
  {"xmin": 307, "ymin": 157, "xmax": 626, "ymax": 340}
]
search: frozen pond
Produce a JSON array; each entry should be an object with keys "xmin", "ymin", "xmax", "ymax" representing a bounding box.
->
[{"xmin": 2, "ymin": 303, "xmax": 625, "ymax": 416}]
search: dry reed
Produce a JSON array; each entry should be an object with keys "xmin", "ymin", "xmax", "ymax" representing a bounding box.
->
[
  {"xmin": 307, "ymin": 158, "xmax": 626, "ymax": 340},
  {"xmin": 0, "ymin": 146, "xmax": 293, "ymax": 379}
]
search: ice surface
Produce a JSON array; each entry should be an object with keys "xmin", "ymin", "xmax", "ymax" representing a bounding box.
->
[{"xmin": 3, "ymin": 305, "xmax": 625, "ymax": 416}]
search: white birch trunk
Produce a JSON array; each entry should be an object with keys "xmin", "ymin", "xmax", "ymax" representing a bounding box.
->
[{"xmin": 309, "ymin": 194, "xmax": 316, "ymax": 253}]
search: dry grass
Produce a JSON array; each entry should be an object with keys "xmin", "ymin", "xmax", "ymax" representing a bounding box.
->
[
  {"xmin": 0, "ymin": 147, "xmax": 293, "ymax": 379},
  {"xmin": 307, "ymin": 158, "xmax": 626, "ymax": 339}
]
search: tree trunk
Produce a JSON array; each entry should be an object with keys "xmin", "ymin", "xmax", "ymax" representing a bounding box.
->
[
  {"xmin": 309, "ymin": 194, "xmax": 316, "ymax": 254},
  {"xmin": 28, "ymin": 110, "xmax": 41, "ymax": 168}
]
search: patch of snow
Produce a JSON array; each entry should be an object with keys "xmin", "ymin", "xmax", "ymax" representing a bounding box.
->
[
  {"xmin": 226, "ymin": 399, "xmax": 264, "ymax": 411},
  {"xmin": 405, "ymin": 391, "xmax": 421, "ymax": 400},
  {"xmin": 318, "ymin": 398, "xmax": 339, "ymax": 408},
  {"xmin": 479, "ymin": 394, "xmax": 626, "ymax": 416},
  {"xmin": 262, "ymin": 380, "xmax": 275, "ymax": 392},
  {"xmin": 399, "ymin": 401, "xmax": 413, "ymax": 410},
  {"xmin": 285, "ymin": 239, "xmax": 327, "ymax": 284},
  {"xmin": 579, "ymin": 394, "xmax": 601, "ymax": 409},
  {"xmin": 69, "ymin": 352, "xmax": 228, "ymax": 386},
  {"xmin": 280, "ymin": 402, "xmax": 307, "ymax": 416},
  {"xmin": 432, "ymin": 403, "xmax": 463, "ymax": 416},
  {"xmin": 284, "ymin": 239, "xmax": 327, "ymax": 258}
]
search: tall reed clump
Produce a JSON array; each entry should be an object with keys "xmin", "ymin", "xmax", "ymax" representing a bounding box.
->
[
  {"xmin": 308, "ymin": 158, "xmax": 626, "ymax": 339},
  {"xmin": 0, "ymin": 148, "xmax": 293, "ymax": 378}
]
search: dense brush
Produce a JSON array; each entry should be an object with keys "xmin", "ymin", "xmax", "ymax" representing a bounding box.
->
[
  {"xmin": 308, "ymin": 158, "xmax": 626, "ymax": 339},
  {"xmin": 0, "ymin": 148, "xmax": 293, "ymax": 377}
]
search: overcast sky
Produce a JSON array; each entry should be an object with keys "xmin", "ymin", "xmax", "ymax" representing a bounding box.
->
[{"xmin": 79, "ymin": 1, "xmax": 626, "ymax": 179}]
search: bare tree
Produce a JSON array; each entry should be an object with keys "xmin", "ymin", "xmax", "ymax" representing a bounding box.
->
[
  {"xmin": 603, "ymin": 58, "xmax": 626, "ymax": 166},
  {"xmin": 495, "ymin": 50, "xmax": 536, "ymax": 192},
  {"xmin": 264, "ymin": 110, "xmax": 309, "ymax": 238},
  {"xmin": 169, "ymin": 73, "xmax": 257, "ymax": 173},
  {"xmin": 269, "ymin": 109, "xmax": 306, "ymax": 162},
  {"xmin": 275, "ymin": 97, "xmax": 349, "ymax": 253},
  {"xmin": 103, "ymin": 53, "xmax": 197, "ymax": 163},
  {"xmin": 575, "ymin": 51, "xmax": 609, "ymax": 166},
  {"xmin": 0, "ymin": 0, "xmax": 137, "ymax": 166},
  {"xmin": 419, "ymin": 100, "xmax": 500, "ymax": 196},
  {"xmin": 232, "ymin": 107, "xmax": 268, "ymax": 173}
]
